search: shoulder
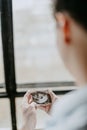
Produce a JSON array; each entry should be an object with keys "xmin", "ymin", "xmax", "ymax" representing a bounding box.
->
[
  {"xmin": 45, "ymin": 87, "xmax": 87, "ymax": 130},
  {"xmin": 51, "ymin": 87, "xmax": 87, "ymax": 116}
]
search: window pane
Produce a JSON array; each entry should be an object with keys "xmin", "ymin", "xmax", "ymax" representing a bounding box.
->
[
  {"xmin": 16, "ymin": 98, "xmax": 22, "ymax": 130},
  {"xmin": 0, "ymin": 99, "xmax": 11, "ymax": 129},
  {"xmin": 0, "ymin": 14, "xmax": 5, "ymax": 92},
  {"xmin": 13, "ymin": 0, "xmax": 74, "ymax": 83}
]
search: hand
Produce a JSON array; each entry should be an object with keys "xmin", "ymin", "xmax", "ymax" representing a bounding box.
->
[
  {"xmin": 21, "ymin": 91, "xmax": 37, "ymax": 130},
  {"xmin": 37, "ymin": 90, "xmax": 58, "ymax": 114}
]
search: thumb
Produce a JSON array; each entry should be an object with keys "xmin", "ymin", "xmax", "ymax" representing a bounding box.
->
[{"xmin": 28, "ymin": 102, "xmax": 37, "ymax": 111}]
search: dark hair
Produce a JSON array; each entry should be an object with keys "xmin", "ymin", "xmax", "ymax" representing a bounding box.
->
[{"xmin": 54, "ymin": 0, "xmax": 87, "ymax": 30}]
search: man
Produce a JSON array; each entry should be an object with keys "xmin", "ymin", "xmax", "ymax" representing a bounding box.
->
[{"xmin": 21, "ymin": 0, "xmax": 87, "ymax": 130}]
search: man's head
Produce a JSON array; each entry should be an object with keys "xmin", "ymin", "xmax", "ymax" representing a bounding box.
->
[{"xmin": 54, "ymin": 0, "xmax": 87, "ymax": 86}]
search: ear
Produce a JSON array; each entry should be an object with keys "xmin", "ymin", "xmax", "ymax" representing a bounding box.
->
[{"xmin": 55, "ymin": 13, "xmax": 71, "ymax": 44}]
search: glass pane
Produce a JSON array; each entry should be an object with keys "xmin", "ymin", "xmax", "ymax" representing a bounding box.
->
[
  {"xmin": 16, "ymin": 98, "xmax": 22, "ymax": 130},
  {"xmin": 0, "ymin": 99, "xmax": 11, "ymax": 129},
  {"xmin": 13, "ymin": 0, "xmax": 74, "ymax": 83},
  {"xmin": 0, "ymin": 13, "xmax": 5, "ymax": 92}
]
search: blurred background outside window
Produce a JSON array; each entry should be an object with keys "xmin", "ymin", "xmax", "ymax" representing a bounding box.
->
[{"xmin": 13, "ymin": 0, "xmax": 73, "ymax": 83}]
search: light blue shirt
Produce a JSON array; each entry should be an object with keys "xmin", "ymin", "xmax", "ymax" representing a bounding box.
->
[{"xmin": 45, "ymin": 87, "xmax": 87, "ymax": 130}]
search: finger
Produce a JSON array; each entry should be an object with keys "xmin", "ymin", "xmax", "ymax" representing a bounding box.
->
[
  {"xmin": 23, "ymin": 90, "xmax": 34, "ymax": 104},
  {"xmin": 28, "ymin": 102, "xmax": 37, "ymax": 111},
  {"xmin": 22, "ymin": 92, "xmax": 31, "ymax": 109},
  {"xmin": 44, "ymin": 89, "xmax": 54, "ymax": 96},
  {"xmin": 23, "ymin": 102, "xmax": 37, "ymax": 116},
  {"xmin": 47, "ymin": 90, "xmax": 58, "ymax": 99},
  {"xmin": 31, "ymin": 102, "xmax": 37, "ymax": 107},
  {"xmin": 37, "ymin": 103, "xmax": 51, "ymax": 111},
  {"xmin": 38, "ymin": 105, "xmax": 50, "ymax": 112},
  {"xmin": 37, "ymin": 105, "xmax": 46, "ymax": 110},
  {"xmin": 46, "ymin": 89, "xmax": 55, "ymax": 96},
  {"xmin": 22, "ymin": 101, "xmax": 37, "ymax": 113},
  {"xmin": 24, "ymin": 90, "xmax": 31, "ymax": 98},
  {"xmin": 45, "ymin": 105, "xmax": 50, "ymax": 112}
]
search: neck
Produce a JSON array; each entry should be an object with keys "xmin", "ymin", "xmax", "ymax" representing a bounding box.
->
[
  {"xmin": 77, "ymin": 43, "xmax": 87, "ymax": 87},
  {"xmin": 76, "ymin": 77, "xmax": 87, "ymax": 87},
  {"xmin": 76, "ymin": 56, "xmax": 87, "ymax": 87},
  {"xmin": 71, "ymin": 40, "xmax": 87, "ymax": 87}
]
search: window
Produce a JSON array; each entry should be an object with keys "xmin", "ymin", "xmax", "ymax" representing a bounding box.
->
[
  {"xmin": 0, "ymin": 99, "xmax": 11, "ymax": 129},
  {"xmin": 13, "ymin": 0, "xmax": 74, "ymax": 83},
  {"xmin": 0, "ymin": 0, "xmax": 75, "ymax": 130},
  {"xmin": 0, "ymin": 12, "xmax": 5, "ymax": 92}
]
